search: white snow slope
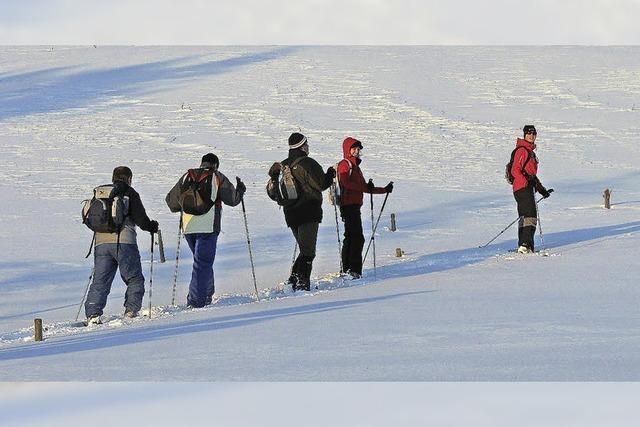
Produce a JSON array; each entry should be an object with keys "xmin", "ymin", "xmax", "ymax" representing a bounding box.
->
[{"xmin": 0, "ymin": 46, "xmax": 639, "ymax": 381}]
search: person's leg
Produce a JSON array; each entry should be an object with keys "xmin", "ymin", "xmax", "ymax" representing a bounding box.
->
[
  {"xmin": 117, "ymin": 243, "xmax": 145, "ymax": 314},
  {"xmin": 340, "ymin": 206, "xmax": 351, "ymax": 273},
  {"xmin": 290, "ymin": 226, "xmax": 303, "ymax": 284},
  {"xmin": 85, "ymin": 244, "xmax": 118, "ymax": 318},
  {"xmin": 205, "ymin": 233, "xmax": 219, "ymax": 305},
  {"xmin": 344, "ymin": 206, "xmax": 364, "ymax": 275},
  {"xmin": 295, "ymin": 222, "xmax": 319, "ymax": 290},
  {"xmin": 186, "ymin": 233, "xmax": 216, "ymax": 307},
  {"xmin": 515, "ymin": 187, "xmax": 537, "ymax": 251}
]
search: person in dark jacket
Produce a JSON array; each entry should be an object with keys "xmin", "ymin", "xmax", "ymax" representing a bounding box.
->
[
  {"xmin": 166, "ymin": 153, "xmax": 246, "ymax": 307},
  {"xmin": 268, "ymin": 133, "xmax": 335, "ymax": 291},
  {"xmin": 85, "ymin": 166, "xmax": 159, "ymax": 324},
  {"xmin": 511, "ymin": 125, "xmax": 553, "ymax": 253},
  {"xmin": 337, "ymin": 137, "xmax": 393, "ymax": 278}
]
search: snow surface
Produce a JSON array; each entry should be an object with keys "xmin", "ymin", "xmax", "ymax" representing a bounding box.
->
[{"xmin": 0, "ymin": 46, "xmax": 639, "ymax": 381}]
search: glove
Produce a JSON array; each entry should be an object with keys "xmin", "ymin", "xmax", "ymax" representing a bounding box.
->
[
  {"xmin": 367, "ymin": 179, "xmax": 375, "ymax": 191},
  {"xmin": 236, "ymin": 177, "xmax": 246, "ymax": 194},
  {"xmin": 326, "ymin": 166, "xmax": 336, "ymax": 179},
  {"xmin": 268, "ymin": 163, "xmax": 281, "ymax": 179},
  {"xmin": 540, "ymin": 188, "xmax": 553, "ymax": 199},
  {"xmin": 149, "ymin": 220, "xmax": 159, "ymax": 234},
  {"xmin": 384, "ymin": 182, "xmax": 394, "ymax": 193}
]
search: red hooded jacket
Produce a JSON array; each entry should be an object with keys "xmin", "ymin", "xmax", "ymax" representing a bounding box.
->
[
  {"xmin": 511, "ymin": 138, "xmax": 539, "ymax": 192},
  {"xmin": 337, "ymin": 137, "xmax": 386, "ymax": 206}
]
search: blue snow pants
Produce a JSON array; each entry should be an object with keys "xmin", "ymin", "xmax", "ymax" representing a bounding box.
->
[
  {"xmin": 85, "ymin": 243, "xmax": 145, "ymax": 318},
  {"xmin": 185, "ymin": 232, "xmax": 219, "ymax": 308}
]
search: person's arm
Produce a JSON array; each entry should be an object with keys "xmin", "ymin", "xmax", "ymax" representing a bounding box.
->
[
  {"xmin": 533, "ymin": 177, "xmax": 553, "ymax": 198},
  {"xmin": 128, "ymin": 189, "xmax": 157, "ymax": 232},
  {"xmin": 165, "ymin": 174, "xmax": 186, "ymax": 213},
  {"xmin": 216, "ymin": 172, "xmax": 245, "ymax": 207},
  {"xmin": 363, "ymin": 177, "xmax": 390, "ymax": 194},
  {"xmin": 511, "ymin": 148, "xmax": 530, "ymax": 183},
  {"xmin": 303, "ymin": 158, "xmax": 334, "ymax": 191}
]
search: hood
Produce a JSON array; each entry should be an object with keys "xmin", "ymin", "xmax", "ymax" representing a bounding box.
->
[
  {"xmin": 342, "ymin": 137, "xmax": 363, "ymax": 165},
  {"xmin": 516, "ymin": 138, "xmax": 535, "ymax": 151}
]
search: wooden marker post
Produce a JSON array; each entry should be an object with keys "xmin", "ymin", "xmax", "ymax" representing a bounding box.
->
[
  {"xmin": 34, "ymin": 318, "xmax": 43, "ymax": 342},
  {"xmin": 390, "ymin": 213, "xmax": 397, "ymax": 232},
  {"xmin": 603, "ymin": 189, "xmax": 611, "ymax": 209}
]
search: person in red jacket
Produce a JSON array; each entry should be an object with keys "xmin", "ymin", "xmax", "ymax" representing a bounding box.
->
[
  {"xmin": 511, "ymin": 125, "xmax": 553, "ymax": 253},
  {"xmin": 337, "ymin": 137, "xmax": 393, "ymax": 278}
]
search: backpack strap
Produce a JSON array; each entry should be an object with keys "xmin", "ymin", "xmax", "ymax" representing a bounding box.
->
[{"xmin": 338, "ymin": 159, "xmax": 353, "ymax": 177}]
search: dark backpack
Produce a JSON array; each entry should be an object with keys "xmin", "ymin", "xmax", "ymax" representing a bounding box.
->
[
  {"xmin": 266, "ymin": 158, "xmax": 304, "ymax": 207},
  {"xmin": 505, "ymin": 147, "xmax": 532, "ymax": 184},
  {"xmin": 82, "ymin": 184, "xmax": 129, "ymax": 233},
  {"xmin": 178, "ymin": 169, "xmax": 218, "ymax": 215}
]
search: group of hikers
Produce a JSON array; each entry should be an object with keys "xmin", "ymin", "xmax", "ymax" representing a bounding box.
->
[{"xmin": 80, "ymin": 126, "xmax": 551, "ymax": 325}]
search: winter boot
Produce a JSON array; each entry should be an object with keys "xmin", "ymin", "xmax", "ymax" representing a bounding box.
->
[
  {"xmin": 124, "ymin": 309, "xmax": 138, "ymax": 318},
  {"xmin": 86, "ymin": 315, "xmax": 102, "ymax": 326},
  {"xmin": 347, "ymin": 270, "xmax": 362, "ymax": 280},
  {"xmin": 517, "ymin": 245, "xmax": 533, "ymax": 254},
  {"xmin": 296, "ymin": 277, "xmax": 311, "ymax": 291}
]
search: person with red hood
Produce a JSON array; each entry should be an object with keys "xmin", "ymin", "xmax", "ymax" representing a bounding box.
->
[
  {"xmin": 337, "ymin": 137, "xmax": 393, "ymax": 278},
  {"xmin": 511, "ymin": 125, "xmax": 553, "ymax": 253}
]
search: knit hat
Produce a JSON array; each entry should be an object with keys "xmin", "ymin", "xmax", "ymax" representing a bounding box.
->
[
  {"xmin": 112, "ymin": 166, "xmax": 132, "ymax": 183},
  {"xmin": 288, "ymin": 132, "xmax": 308, "ymax": 149},
  {"xmin": 201, "ymin": 153, "xmax": 219, "ymax": 170},
  {"xmin": 523, "ymin": 125, "xmax": 537, "ymax": 135}
]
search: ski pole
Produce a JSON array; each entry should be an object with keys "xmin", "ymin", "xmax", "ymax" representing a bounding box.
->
[
  {"xmin": 369, "ymin": 188, "xmax": 377, "ymax": 279},
  {"xmin": 363, "ymin": 191, "xmax": 391, "ymax": 266},
  {"xmin": 478, "ymin": 197, "xmax": 546, "ymax": 248},
  {"xmin": 75, "ymin": 267, "xmax": 94, "ymax": 322},
  {"xmin": 171, "ymin": 215, "xmax": 182, "ymax": 306},
  {"xmin": 148, "ymin": 232, "xmax": 155, "ymax": 318},
  {"xmin": 332, "ymin": 184, "xmax": 344, "ymax": 274},
  {"xmin": 241, "ymin": 199, "xmax": 260, "ymax": 301},
  {"xmin": 157, "ymin": 229, "xmax": 166, "ymax": 263},
  {"xmin": 536, "ymin": 199, "xmax": 546, "ymax": 251},
  {"xmin": 478, "ymin": 216, "xmax": 522, "ymax": 248}
]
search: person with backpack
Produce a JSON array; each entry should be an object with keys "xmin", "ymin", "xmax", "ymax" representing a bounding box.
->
[
  {"xmin": 82, "ymin": 166, "xmax": 159, "ymax": 325},
  {"xmin": 267, "ymin": 133, "xmax": 335, "ymax": 291},
  {"xmin": 509, "ymin": 125, "xmax": 553, "ymax": 253},
  {"xmin": 166, "ymin": 153, "xmax": 245, "ymax": 308},
  {"xmin": 336, "ymin": 137, "xmax": 393, "ymax": 279}
]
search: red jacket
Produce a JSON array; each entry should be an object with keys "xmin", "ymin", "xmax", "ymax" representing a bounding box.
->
[
  {"xmin": 337, "ymin": 138, "xmax": 386, "ymax": 206},
  {"xmin": 511, "ymin": 138, "xmax": 538, "ymax": 192}
]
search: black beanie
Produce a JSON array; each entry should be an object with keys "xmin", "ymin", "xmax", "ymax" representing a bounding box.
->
[
  {"xmin": 112, "ymin": 166, "xmax": 132, "ymax": 183},
  {"xmin": 288, "ymin": 132, "xmax": 307, "ymax": 149},
  {"xmin": 201, "ymin": 153, "xmax": 219, "ymax": 169},
  {"xmin": 523, "ymin": 125, "xmax": 537, "ymax": 135}
]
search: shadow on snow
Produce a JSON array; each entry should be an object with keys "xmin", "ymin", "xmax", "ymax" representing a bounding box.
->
[{"xmin": 0, "ymin": 291, "xmax": 429, "ymax": 361}]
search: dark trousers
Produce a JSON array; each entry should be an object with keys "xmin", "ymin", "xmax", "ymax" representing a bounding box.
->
[
  {"xmin": 185, "ymin": 232, "xmax": 219, "ymax": 308},
  {"xmin": 340, "ymin": 205, "xmax": 365, "ymax": 275},
  {"xmin": 290, "ymin": 222, "xmax": 319, "ymax": 284},
  {"xmin": 85, "ymin": 243, "xmax": 145, "ymax": 318},
  {"xmin": 514, "ymin": 186, "xmax": 538, "ymax": 251}
]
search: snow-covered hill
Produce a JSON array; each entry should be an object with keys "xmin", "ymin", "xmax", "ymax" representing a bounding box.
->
[{"xmin": 0, "ymin": 46, "xmax": 639, "ymax": 380}]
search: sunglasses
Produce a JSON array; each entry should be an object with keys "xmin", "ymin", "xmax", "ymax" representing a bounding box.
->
[{"xmin": 525, "ymin": 131, "xmax": 537, "ymax": 135}]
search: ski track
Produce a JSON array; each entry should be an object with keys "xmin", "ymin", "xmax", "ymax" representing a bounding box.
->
[{"xmin": 0, "ymin": 272, "xmax": 370, "ymax": 346}]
